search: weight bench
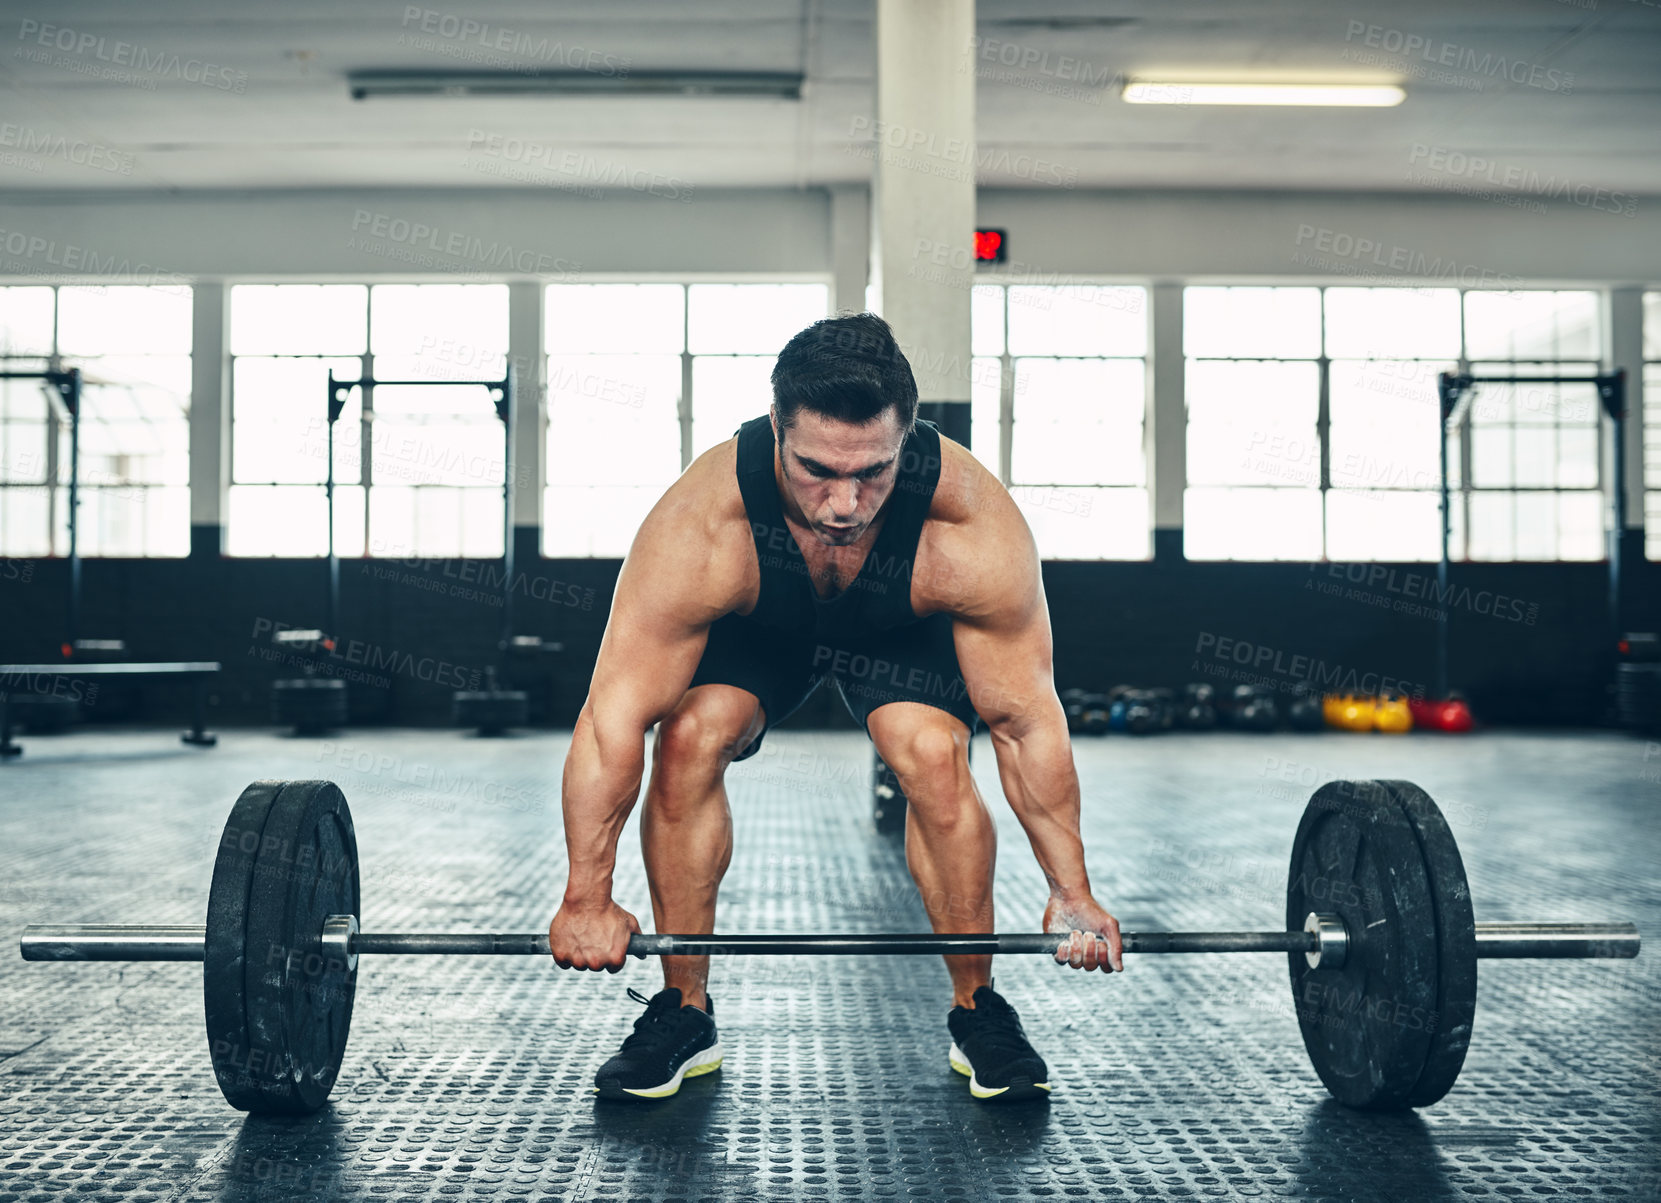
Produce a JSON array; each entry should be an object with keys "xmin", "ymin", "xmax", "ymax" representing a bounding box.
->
[{"xmin": 0, "ymin": 661, "xmax": 221, "ymax": 759}]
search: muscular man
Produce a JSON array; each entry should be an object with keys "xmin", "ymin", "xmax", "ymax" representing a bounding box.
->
[{"xmin": 549, "ymin": 313, "xmax": 1122, "ymax": 1103}]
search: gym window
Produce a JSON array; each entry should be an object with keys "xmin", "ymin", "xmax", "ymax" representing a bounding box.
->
[
  {"xmin": 227, "ymin": 284, "xmax": 509, "ymax": 558},
  {"xmin": 1454, "ymin": 290, "xmax": 1603, "ymax": 561},
  {"xmin": 542, "ymin": 282, "xmax": 829, "ymax": 558},
  {"xmin": 1183, "ymin": 286, "xmax": 1604, "ymax": 562},
  {"xmin": 1183, "ymin": 287, "xmax": 1325, "ymax": 561},
  {"xmin": 0, "ymin": 284, "xmax": 192, "ymax": 558},
  {"xmin": 971, "ymin": 283, "xmax": 1150, "ymax": 560},
  {"xmin": 1644, "ymin": 290, "xmax": 1661, "ymax": 561}
]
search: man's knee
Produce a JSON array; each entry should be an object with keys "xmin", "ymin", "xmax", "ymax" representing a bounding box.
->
[
  {"xmin": 877, "ymin": 711, "xmax": 968, "ymax": 795},
  {"xmin": 655, "ymin": 694, "xmax": 758, "ymax": 778}
]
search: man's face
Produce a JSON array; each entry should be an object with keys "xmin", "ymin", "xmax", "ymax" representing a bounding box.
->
[{"xmin": 773, "ymin": 406, "xmax": 906, "ymax": 547}]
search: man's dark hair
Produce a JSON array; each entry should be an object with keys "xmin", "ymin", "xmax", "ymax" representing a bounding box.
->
[{"xmin": 770, "ymin": 312, "xmax": 918, "ymax": 436}]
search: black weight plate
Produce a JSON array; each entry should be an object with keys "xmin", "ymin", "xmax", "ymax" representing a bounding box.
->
[
  {"xmin": 205, "ymin": 781, "xmax": 284, "ymax": 1109},
  {"xmin": 453, "ymin": 689, "xmax": 529, "ymax": 733},
  {"xmin": 1378, "ymin": 780, "xmax": 1478, "ymax": 1108},
  {"xmin": 271, "ymin": 679, "xmax": 349, "ymax": 733},
  {"xmin": 205, "ymin": 780, "xmax": 359, "ymax": 1114},
  {"xmin": 1286, "ymin": 780, "xmax": 1440, "ymax": 1110}
]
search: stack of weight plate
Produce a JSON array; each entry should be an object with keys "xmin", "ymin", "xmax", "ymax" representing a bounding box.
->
[
  {"xmin": 452, "ymin": 686, "xmax": 530, "ymax": 735},
  {"xmin": 271, "ymin": 677, "xmax": 349, "ymax": 735},
  {"xmin": 452, "ymin": 666, "xmax": 529, "ymax": 735},
  {"xmin": 1615, "ymin": 662, "xmax": 1661, "ymax": 732}
]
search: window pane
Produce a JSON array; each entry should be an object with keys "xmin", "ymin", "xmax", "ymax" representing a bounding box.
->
[
  {"xmin": 1185, "ymin": 287, "xmax": 1321, "ymax": 358},
  {"xmin": 970, "ymin": 356, "xmax": 1001, "ymax": 477},
  {"xmin": 334, "ymin": 485, "xmax": 366, "ymax": 557},
  {"xmin": 1184, "ymin": 487, "xmax": 1323, "ymax": 561},
  {"xmin": 227, "ymin": 485, "xmax": 327, "ymax": 556},
  {"xmin": 225, "ymin": 484, "xmax": 362, "ymax": 557},
  {"xmin": 1644, "ymin": 291, "xmax": 1661, "ymax": 361},
  {"xmin": 233, "ymin": 359, "xmax": 362, "ymax": 485},
  {"xmin": 371, "ymin": 388, "xmax": 503, "ymax": 489},
  {"xmin": 1011, "ymin": 358, "xmax": 1144, "ymax": 486},
  {"xmin": 691, "ymin": 356, "xmax": 772, "ymax": 458},
  {"xmin": 543, "ymin": 485, "xmax": 662, "ymax": 557},
  {"xmin": 0, "ymin": 287, "xmax": 55, "ymax": 355},
  {"xmin": 2, "ymin": 377, "xmax": 52, "ymax": 421},
  {"xmin": 73, "ymin": 486, "xmax": 187, "ymax": 557},
  {"xmin": 1325, "ymin": 490, "xmax": 1441, "ymax": 561},
  {"xmin": 1186, "ymin": 360, "xmax": 1319, "ymax": 487},
  {"xmin": 971, "ymin": 285, "xmax": 1004, "ymax": 356},
  {"xmin": 1558, "ymin": 491, "xmax": 1603, "ymax": 560},
  {"xmin": 1324, "ymin": 289, "xmax": 1461, "ymax": 359},
  {"xmin": 1471, "ymin": 427, "xmax": 1512, "ymax": 488},
  {"xmin": 687, "ymin": 284, "xmax": 827, "ymax": 354},
  {"xmin": 546, "ymin": 285, "xmax": 683, "ymax": 354},
  {"xmin": 2, "ymin": 420, "xmax": 47, "ymax": 481},
  {"xmin": 369, "ymin": 485, "xmax": 500, "ymax": 559},
  {"xmin": 1014, "ymin": 486, "xmax": 1148, "ymax": 560},
  {"xmin": 370, "ymin": 284, "xmax": 508, "ymax": 379},
  {"xmin": 58, "ymin": 287, "xmax": 192, "ymax": 356},
  {"xmin": 231, "ymin": 286, "xmax": 367, "ymax": 355},
  {"xmin": 1328, "ymin": 361, "xmax": 1447, "ymax": 491},
  {"xmin": 547, "ymin": 355, "xmax": 681, "ymax": 489},
  {"xmin": 1007, "ymin": 286, "xmax": 1146, "ymax": 356},
  {"xmin": 0, "ymin": 486, "xmax": 50, "ymax": 556},
  {"xmin": 1464, "ymin": 291, "xmax": 1599, "ymax": 360},
  {"xmin": 1514, "ymin": 491, "xmax": 1560, "ymax": 560},
  {"xmin": 1468, "ymin": 373, "xmax": 1600, "ymax": 427}
]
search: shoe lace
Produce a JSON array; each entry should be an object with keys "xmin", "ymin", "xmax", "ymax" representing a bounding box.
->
[
  {"xmin": 618, "ymin": 987, "xmax": 682, "ymax": 1052},
  {"xmin": 964, "ymin": 994, "xmax": 1033, "ymax": 1058}
]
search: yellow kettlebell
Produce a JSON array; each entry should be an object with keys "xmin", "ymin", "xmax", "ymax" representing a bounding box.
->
[
  {"xmin": 1373, "ymin": 694, "xmax": 1413, "ymax": 733},
  {"xmin": 1328, "ymin": 694, "xmax": 1376, "ymax": 732}
]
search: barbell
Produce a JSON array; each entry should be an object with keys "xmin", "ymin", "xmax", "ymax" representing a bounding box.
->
[{"xmin": 18, "ymin": 778, "xmax": 1640, "ymax": 1115}]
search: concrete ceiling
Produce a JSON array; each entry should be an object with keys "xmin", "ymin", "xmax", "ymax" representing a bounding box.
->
[{"xmin": 0, "ymin": 0, "xmax": 1657, "ymax": 197}]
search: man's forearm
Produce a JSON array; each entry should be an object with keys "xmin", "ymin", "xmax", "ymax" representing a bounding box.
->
[
  {"xmin": 559, "ymin": 710, "xmax": 647, "ymax": 904},
  {"xmin": 988, "ymin": 712, "xmax": 1093, "ymax": 899}
]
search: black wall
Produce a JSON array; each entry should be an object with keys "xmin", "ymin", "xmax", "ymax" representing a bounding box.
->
[{"xmin": 1, "ymin": 529, "xmax": 1654, "ymax": 729}]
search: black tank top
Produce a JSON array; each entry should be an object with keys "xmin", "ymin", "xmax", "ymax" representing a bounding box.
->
[{"xmin": 734, "ymin": 414, "xmax": 943, "ymax": 643}]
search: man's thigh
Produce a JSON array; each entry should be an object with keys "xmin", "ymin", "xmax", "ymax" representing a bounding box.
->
[{"xmin": 686, "ymin": 614, "xmax": 823, "ymax": 762}]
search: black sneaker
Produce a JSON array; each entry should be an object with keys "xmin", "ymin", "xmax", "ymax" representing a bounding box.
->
[
  {"xmin": 593, "ymin": 987, "xmax": 723, "ymax": 1100},
  {"xmin": 947, "ymin": 984, "xmax": 1051, "ymax": 1101}
]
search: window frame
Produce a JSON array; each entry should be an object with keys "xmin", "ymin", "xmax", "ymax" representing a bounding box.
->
[
  {"xmin": 0, "ymin": 283, "xmax": 193, "ymax": 559},
  {"xmin": 1182, "ymin": 284, "xmax": 1609, "ymax": 563}
]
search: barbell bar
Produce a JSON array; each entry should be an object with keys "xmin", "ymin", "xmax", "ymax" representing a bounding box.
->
[
  {"xmin": 13, "ymin": 777, "xmax": 1646, "ymax": 1116},
  {"xmin": 19, "ymin": 921, "xmax": 1642, "ymax": 962}
]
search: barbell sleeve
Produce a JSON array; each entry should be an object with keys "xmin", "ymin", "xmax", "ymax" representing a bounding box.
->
[
  {"xmin": 20, "ymin": 920, "xmax": 1640, "ymax": 962},
  {"xmin": 1471, "ymin": 922, "xmax": 1641, "ymax": 959}
]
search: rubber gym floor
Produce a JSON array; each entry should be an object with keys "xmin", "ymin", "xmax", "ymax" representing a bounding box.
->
[{"xmin": 1, "ymin": 726, "xmax": 1657, "ymax": 1202}]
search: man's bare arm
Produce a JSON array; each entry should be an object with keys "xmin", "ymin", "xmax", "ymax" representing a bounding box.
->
[
  {"xmin": 552, "ymin": 453, "xmax": 753, "ymax": 967},
  {"xmin": 924, "ymin": 459, "xmax": 1122, "ymax": 971},
  {"xmin": 562, "ymin": 464, "xmax": 749, "ymax": 903}
]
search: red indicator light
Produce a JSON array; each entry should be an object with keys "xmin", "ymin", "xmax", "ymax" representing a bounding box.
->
[{"xmin": 974, "ymin": 229, "xmax": 1005, "ymax": 263}]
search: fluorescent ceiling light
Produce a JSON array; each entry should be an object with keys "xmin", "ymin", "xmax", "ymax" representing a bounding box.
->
[
  {"xmin": 349, "ymin": 71, "xmax": 802, "ymax": 100},
  {"xmin": 1122, "ymin": 81, "xmax": 1404, "ymax": 107}
]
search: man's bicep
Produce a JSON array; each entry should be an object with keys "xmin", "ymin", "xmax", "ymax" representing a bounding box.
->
[
  {"xmin": 951, "ymin": 575, "xmax": 1058, "ymax": 731},
  {"xmin": 585, "ymin": 507, "xmax": 727, "ymax": 735}
]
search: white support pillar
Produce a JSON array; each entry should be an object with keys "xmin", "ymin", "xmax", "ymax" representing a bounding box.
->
[
  {"xmin": 1148, "ymin": 283, "xmax": 1186, "ymax": 560},
  {"xmin": 870, "ymin": 0, "xmax": 975, "ymax": 446},
  {"xmin": 829, "ymin": 185, "xmax": 870, "ymax": 316},
  {"xmin": 507, "ymin": 282, "xmax": 545, "ymax": 559},
  {"xmin": 1605, "ymin": 288, "xmax": 1646, "ymax": 542},
  {"xmin": 188, "ymin": 283, "xmax": 230, "ymax": 556}
]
